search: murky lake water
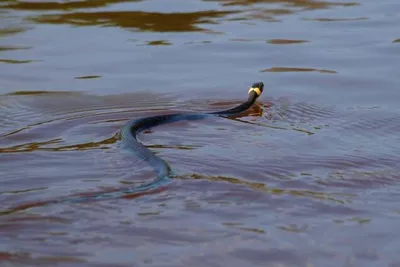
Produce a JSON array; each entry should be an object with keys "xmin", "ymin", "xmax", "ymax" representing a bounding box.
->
[{"xmin": 1, "ymin": 0, "xmax": 400, "ymax": 266}]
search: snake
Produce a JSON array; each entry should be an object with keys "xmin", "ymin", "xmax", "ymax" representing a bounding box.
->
[{"xmin": 1, "ymin": 82, "xmax": 263, "ymax": 214}]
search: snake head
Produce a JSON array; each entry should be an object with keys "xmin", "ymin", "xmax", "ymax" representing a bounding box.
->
[
  {"xmin": 252, "ymin": 82, "xmax": 264, "ymax": 92},
  {"xmin": 248, "ymin": 82, "xmax": 264, "ymax": 97}
]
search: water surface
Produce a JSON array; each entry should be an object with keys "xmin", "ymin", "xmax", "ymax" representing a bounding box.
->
[{"xmin": 1, "ymin": 0, "xmax": 400, "ymax": 266}]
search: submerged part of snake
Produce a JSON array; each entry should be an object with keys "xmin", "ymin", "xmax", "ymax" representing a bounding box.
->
[{"xmin": 1, "ymin": 82, "xmax": 264, "ymax": 215}]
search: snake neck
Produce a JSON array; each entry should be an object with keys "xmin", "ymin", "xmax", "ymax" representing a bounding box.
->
[{"xmin": 210, "ymin": 92, "xmax": 258, "ymax": 116}]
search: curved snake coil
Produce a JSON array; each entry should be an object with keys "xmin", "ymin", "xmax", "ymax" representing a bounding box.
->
[{"xmin": 1, "ymin": 82, "xmax": 264, "ymax": 214}]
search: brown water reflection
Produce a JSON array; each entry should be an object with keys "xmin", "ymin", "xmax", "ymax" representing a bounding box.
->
[
  {"xmin": 0, "ymin": 27, "xmax": 27, "ymax": 37},
  {"xmin": 262, "ymin": 66, "xmax": 337, "ymax": 74},
  {"xmin": 29, "ymin": 10, "xmax": 239, "ymax": 32},
  {"xmin": 0, "ymin": 46, "xmax": 30, "ymax": 52},
  {"xmin": 0, "ymin": 59, "xmax": 34, "ymax": 64},
  {"xmin": 2, "ymin": 0, "xmax": 140, "ymax": 11},
  {"xmin": 267, "ymin": 39, "xmax": 309, "ymax": 44},
  {"xmin": 205, "ymin": 0, "xmax": 358, "ymax": 9}
]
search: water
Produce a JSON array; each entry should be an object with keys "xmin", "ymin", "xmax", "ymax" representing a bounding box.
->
[{"xmin": 1, "ymin": 0, "xmax": 400, "ymax": 266}]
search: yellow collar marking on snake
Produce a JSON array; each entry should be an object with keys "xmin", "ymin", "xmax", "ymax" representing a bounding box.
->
[{"xmin": 248, "ymin": 87, "xmax": 262, "ymax": 96}]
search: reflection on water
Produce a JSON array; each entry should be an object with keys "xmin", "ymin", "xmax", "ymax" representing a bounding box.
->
[
  {"xmin": 0, "ymin": 27, "xmax": 27, "ymax": 37},
  {"xmin": 1, "ymin": 0, "xmax": 400, "ymax": 266},
  {"xmin": 267, "ymin": 39, "xmax": 308, "ymax": 44},
  {"xmin": 0, "ymin": 59, "xmax": 34, "ymax": 64},
  {"xmin": 29, "ymin": 10, "xmax": 239, "ymax": 32},
  {"xmin": 1, "ymin": 0, "xmax": 360, "ymax": 34},
  {"xmin": 0, "ymin": 46, "xmax": 30, "ymax": 52},
  {"xmin": 2, "ymin": 0, "xmax": 139, "ymax": 11},
  {"xmin": 206, "ymin": 0, "xmax": 358, "ymax": 8},
  {"xmin": 262, "ymin": 66, "xmax": 337, "ymax": 73}
]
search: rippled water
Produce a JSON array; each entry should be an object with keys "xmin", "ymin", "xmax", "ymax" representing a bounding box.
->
[{"xmin": 1, "ymin": 0, "xmax": 400, "ymax": 266}]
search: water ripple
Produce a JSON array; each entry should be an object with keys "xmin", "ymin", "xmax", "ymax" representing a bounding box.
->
[{"xmin": 2, "ymin": 0, "xmax": 400, "ymax": 264}]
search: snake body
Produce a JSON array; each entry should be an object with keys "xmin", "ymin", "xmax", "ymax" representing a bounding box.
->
[
  {"xmin": 1, "ymin": 82, "xmax": 263, "ymax": 214},
  {"xmin": 117, "ymin": 81, "xmax": 264, "ymax": 195}
]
